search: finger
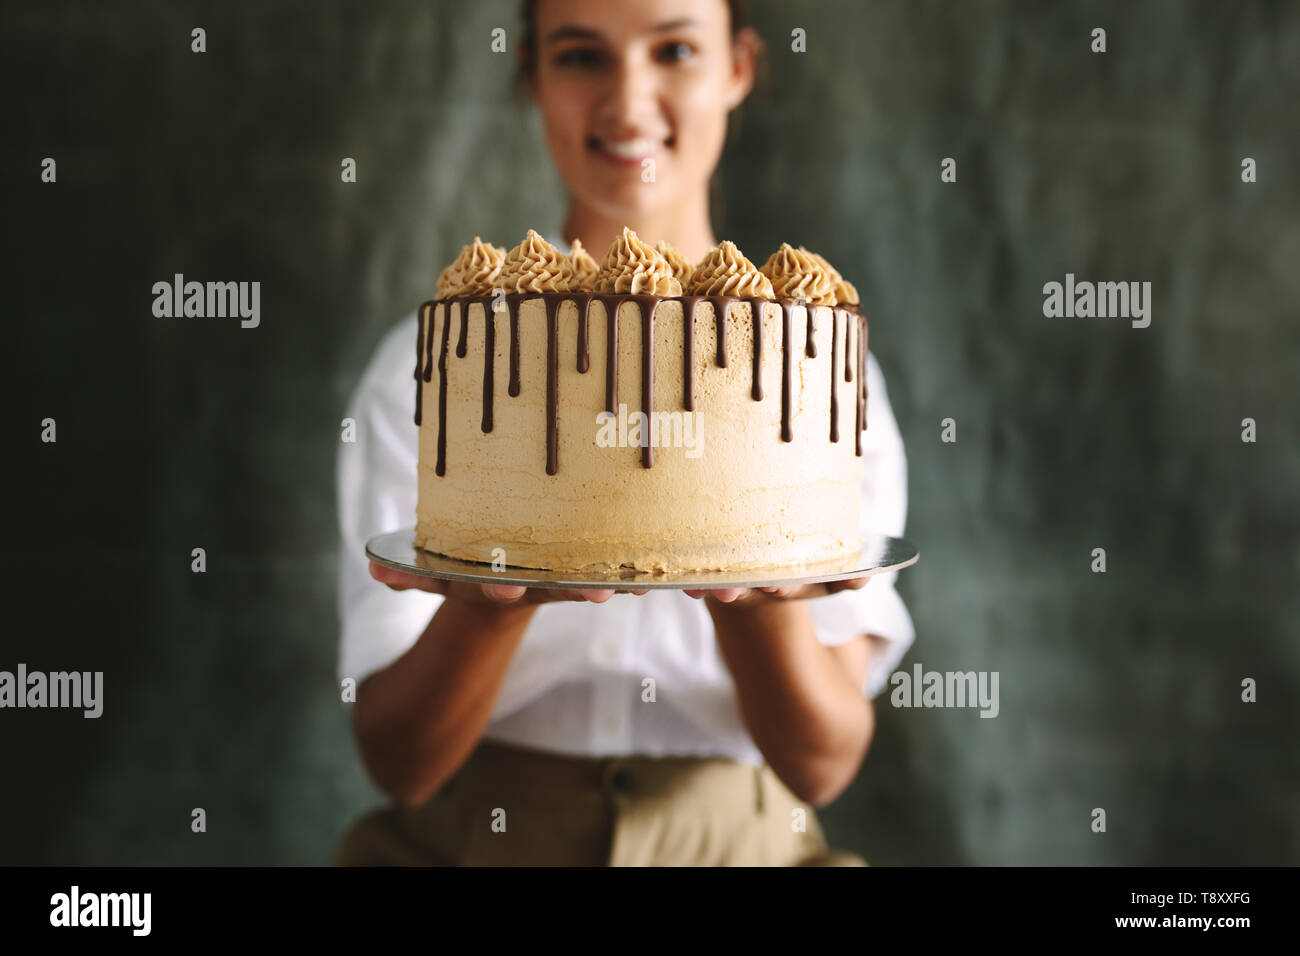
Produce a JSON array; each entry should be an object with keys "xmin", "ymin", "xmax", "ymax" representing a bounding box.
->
[
  {"xmin": 369, "ymin": 561, "xmax": 406, "ymax": 588},
  {"xmin": 683, "ymin": 589, "xmax": 708, "ymax": 599},
  {"xmin": 709, "ymin": 588, "xmax": 748, "ymax": 603},
  {"xmin": 371, "ymin": 562, "xmax": 441, "ymax": 593},
  {"xmin": 764, "ymin": 586, "xmax": 808, "ymax": 599},
  {"xmin": 822, "ymin": 581, "xmax": 850, "ymax": 595},
  {"xmin": 533, "ymin": 588, "xmax": 611, "ymax": 604},
  {"xmin": 481, "ymin": 583, "xmax": 528, "ymax": 604}
]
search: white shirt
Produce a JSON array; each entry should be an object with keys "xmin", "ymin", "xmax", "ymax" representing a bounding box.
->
[{"xmin": 337, "ymin": 302, "xmax": 914, "ymax": 768}]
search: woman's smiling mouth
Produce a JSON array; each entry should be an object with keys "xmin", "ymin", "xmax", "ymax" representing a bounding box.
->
[{"xmin": 588, "ymin": 134, "xmax": 674, "ymax": 167}]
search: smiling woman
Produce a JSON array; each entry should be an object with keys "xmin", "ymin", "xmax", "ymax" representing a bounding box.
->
[
  {"xmin": 334, "ymin": 0, "xmax": 915, "ymax": 868},
  {"xmin": 519, "ymin": 0, "xmax": 763, "ymax": 262}
]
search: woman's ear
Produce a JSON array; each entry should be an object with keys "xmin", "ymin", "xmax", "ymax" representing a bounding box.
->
[{"xmin": 726, "ymin": 27, "xmax": 761, "ymax": 110}]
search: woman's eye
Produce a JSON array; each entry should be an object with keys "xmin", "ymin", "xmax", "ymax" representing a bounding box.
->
[
  {"xmin": 555, "ymin": 46, "xmax": 605, "ymax": 69},
  {"xmin": 654, "ymin": 41, "xmax": 696, "ymax": 64}
]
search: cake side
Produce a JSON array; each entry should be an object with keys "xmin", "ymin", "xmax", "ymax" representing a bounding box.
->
[{"xmin": 414, "ymin": 294, "xmax": 867, "ymax": 572}]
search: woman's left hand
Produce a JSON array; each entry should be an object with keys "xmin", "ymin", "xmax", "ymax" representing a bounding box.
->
[{"xmin": 684, "ymin": 576, "xmax": 870, "ymax": 607}]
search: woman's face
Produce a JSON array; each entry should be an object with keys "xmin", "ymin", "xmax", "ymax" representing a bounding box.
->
[{"xmin": 529, "ymin": 0, "xmax": 755, "ymax": 221}]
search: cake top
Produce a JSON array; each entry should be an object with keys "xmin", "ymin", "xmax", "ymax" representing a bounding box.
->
[
  {"xmin": 656, "ymin": 240, "xmax": 695, "ymax": 288},
  {"xmin": 437, "ymin": 237, "xmax": 505, "ymax": 298},
  {"xmin": 434, "ymin": 229, "xmax": 862, "ymax": 307},
  {"xmin": 567, "ymin": 238, "xmax": 600, "ymax": 288},
  {"xmin": 687, "ymin": 240, "xmax": 774, "ymax": 298},
  {"xmin": 499, "ymin": 229, "xmax": 575, "ymax": 294},
  {"xmin": 596, "ymin": 227, "xmax": 683, "ymax": 296},
  {"xmin": 759, "ymin": 243, "xmax": 837, "ymax": 307},
  {"xmin": 800, "ymin": 246, "xmax": 859, "ymax": 306}
]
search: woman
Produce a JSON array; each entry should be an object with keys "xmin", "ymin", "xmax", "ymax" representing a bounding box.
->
[{"xmin": 334, "ymin": 0, "xmax": 913, "ymax": 866}]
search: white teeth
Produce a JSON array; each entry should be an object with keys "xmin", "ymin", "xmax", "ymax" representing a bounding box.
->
[{"xmin": 599, "ymin": 138, "xmax": 658, "ymax": 158}]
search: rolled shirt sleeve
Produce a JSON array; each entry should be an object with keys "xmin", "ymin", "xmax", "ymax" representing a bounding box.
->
[
  {"xmin": 805, "ymin": 352, "xmax": 915, "ymax": 698},
  {"xmin": 337, "ymin": 315, "xmax": 444, "ymax": 688}
]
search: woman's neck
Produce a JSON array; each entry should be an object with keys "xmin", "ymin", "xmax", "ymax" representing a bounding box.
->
[{"xmin": 562, "ymin": 197, "xmax": 717, "ymax": 265}]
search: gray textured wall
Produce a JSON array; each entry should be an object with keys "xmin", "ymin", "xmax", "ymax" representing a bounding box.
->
[{"xmin": 3, "ymin": 0, "xmax": 1296, "ymax": 865}]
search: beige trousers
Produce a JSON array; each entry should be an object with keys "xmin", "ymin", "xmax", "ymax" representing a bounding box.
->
[{"xmin": 335, "ymin": 739, "xmax": 867, "ymax": 867}]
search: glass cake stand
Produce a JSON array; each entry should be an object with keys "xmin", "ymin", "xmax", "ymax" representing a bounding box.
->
[{"xmin": 365, "ymin": 528, "xmax": 918, "ymax": 591}]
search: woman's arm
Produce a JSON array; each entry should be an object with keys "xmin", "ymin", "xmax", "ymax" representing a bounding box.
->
[
  {"xmin": 352, "ymin": 564, "xmax": 635, "ymax": 807},
  {"xmin": 353, "ymin": 594, "xmax": 537, "ymax": 807},
  {"xmin": 707, "ymin": 596, "xmax": 875, "ymax": 808}
]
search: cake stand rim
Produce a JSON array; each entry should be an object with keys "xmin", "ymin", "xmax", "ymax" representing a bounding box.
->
[{"xmin": 365, "ymin": 528, "xmax": 918, "ymax": 591}]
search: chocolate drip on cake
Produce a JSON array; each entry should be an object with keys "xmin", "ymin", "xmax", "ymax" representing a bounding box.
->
[
  {"xmin": 538, "ymin": 293, "xmax": 598, "ymax": 472},
  {"xmin": 544, "ymin": 296, "xmax": 561, "ymax": 475},
  {"xmin": 779, "ymin": 301, "xmax": 794, "ymax": 442},
  {"xmin": 436, "ymin": 300, "xmax": 452, "ymax": 475},
  {"xmin": 424, "ymin": 303, "xmax": 437, "ymax": 386},
  {"xmin": 418, "ymin": 292, "xmax": 871, "ymax": 474},
  {"xmin": 442, "ymin": 296, "xmax": 498, "ymax": 432},
  {"xmin": 634, "ymin": 295, "xmax": 662, "ymax": 468},
  {"xmin": 455, "ymin": 301, "xmax": 469, "ymax": 358},
  {"xmin": 844, "ymin": 309, "xmax": 854, "ymax": 383},
  {"xmin": 482, "ymin": 300, "xmax": 495, "ymax": 433},
  {"xmin": 577, "ymin": 300, "xmax": 591, "ymax": 374},
  {"xmin": 709, "ymin": 297, "xmax": 728, "ymax": 367},
  {"xmin": 511, "ymin": 292, "xmax": 597, "ymax": 469},
  {"xmin": 829, "ymin": 310, "xmax": 840, "ymax": 442},
  {"xmin": 593, "ymin": 293, "xmax": 664, "ymax": 466},
  {"xmin": 680, "ymin": 296, "xmax": 702, "ymax": 411},
  {"xmin": 414, "ymin": 301, "xmax": 434, "ymax": 426},
  {"xmin": 687, "ymin": 296, "xmax": 746, "ymax": 370},
  {"xmin": 854, "ymin": 313, "xmax": 864, "ymax": 456},
  {"xmin": 505, "ymin": 297, "xmax": 522, "ymax": 397},
  {"xmin": 746, "ymin": 298, "xmax": 765, "ymax": 402},
  {"xmin": 594, "ymin": 294, "xmax": 621, "ymax": 416}
]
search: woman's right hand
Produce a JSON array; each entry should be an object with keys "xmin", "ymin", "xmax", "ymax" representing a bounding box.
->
[{"xmin": 369, "ymin": 560, "xmax": 647, "ymax": 606}]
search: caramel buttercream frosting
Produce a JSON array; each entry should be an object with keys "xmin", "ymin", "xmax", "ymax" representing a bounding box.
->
[
  {"xmin": 566, "ymin": 238, "xmax": 600, "ymax": 291},
  {"xmin": 656, "ymin": 240, "xmax": 695, "ymax": 289},
  {"xmin": 595, "ymin": 227, "xmax": 683, "ymax": 296},
  {"xmin": 499, "ymin": 229, "xmax": 577, "ymax": 294},
  {"xmin": 686, "ymin": 240, "xmax": 775, "ymax": 298},
  {"xmin": 759, "ymin": 243, "xmax": 837, "ymax": 306},
  {"xmin": 414, "ymin": 228, "xmax": 877, "ymax": 572},
  {"xmin": 833, "ymin": 275, "xmax": 860, "ymax": 306},
  {"xmin": 800, "ymin": 246, "xmax": 860, "ymax": 306},
  {"xmin": 437, "ymin": 236, "xmax": 505, "ymax": 298}
]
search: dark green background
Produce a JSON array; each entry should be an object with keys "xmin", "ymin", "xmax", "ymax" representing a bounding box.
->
[{"xmin": 3, "ymin": 0, "xmax": 1297, "ymax": 864}]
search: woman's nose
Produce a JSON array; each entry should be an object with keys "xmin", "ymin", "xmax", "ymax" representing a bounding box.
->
[{"xmin": 603, "ymin": 55, "xmax": 661, "ymax": 130}]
